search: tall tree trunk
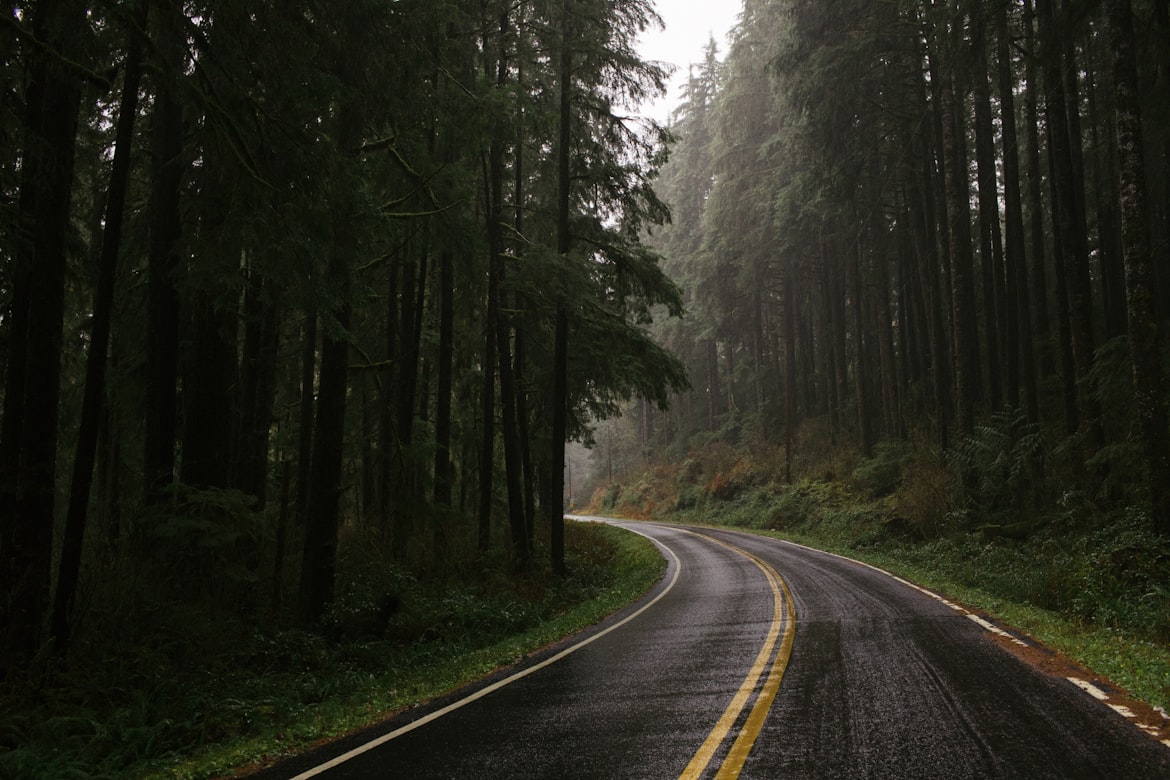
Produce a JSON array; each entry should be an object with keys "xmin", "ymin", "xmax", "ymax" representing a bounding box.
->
[
  {"xmin": 379, "ymin": 253, "xmax": 399, "ymax": 529},
  {"xmin": 939, "ymin": 67, "xmax": 977, "ymax": 437},
  {"xmin": 973, "ymin": 34, "xmax": 1004, "ymax": 413},
  {"xmin": 1084, "ymin": 43, "xmax": 1128, "ymax": 341},
  {"xmin": 512, "ymin": 127, "xmax": 537, "ymax": 548},
  {"xmin": 1039, "ymin": 0, "xmax": 1101, "ymax": 446},
  {"xmin": 849, "ymin": 238, "xmax": 873, "ymax": 457},
  {"xmin": 875, "ymin": 247, "xmax": 901, "ymax": 439},
  {"xmin": 144, "ymin": 0, "xmax": 185, "ymax": 500},
  {"xmin": 299, "ymin": 293, "xmax": 350, "ymax": 623},
  {"xmin": 1048, "ymin": 134, "xmax": 1081, "ymax": 437},
  {"xmin": 516, "ymin": 327, "xmax": 537, "ymax": 547},
  {"xmin": 1023, "ymin": 0, "xmax": 1055, "ymax": 381},
  {"xmin": 549, "ymin": 0, "xmax": 574, "ymax": 577},
  {"xmin": 1108, "ymin": 0, "xmax": 1170, "ymax": 536},
  {"xmin": 1151, "ymin": 0, "xmax": 1170, "ymax": 330},
  {"xmin": 295, "ymin": 311, "xmax": 316, "ymax": 524},
  {"xmin": 432, "ymin": 248, "xmax": 454, "ymax": 563},
  {"xmin": 235, "ymin": 272, "xmax": 280, "ymax": 507},
  {"xmin": 392, "ymin": 247, "xmax": 426, "ymax": 558},
  {"xmin": 476, "ymin": 245, "xmax": 498, "ymax": 555},
  {"xmin": 179, "ymin": 250, "xmax": 238, "ymax": 490},
  {"xmin": 705, "ymin": 338, "xmax": 718, "ymax": 430},
  {"xmin": 783, "ymin": 273, "xmax": 796, "ymax": 483},
  {"xmin": 299, "ymin": 94, "xmax": 361, "ymax": 623},
  {"xmin": 53, "ymin": 5, "xmax": 145, "ymax": 654},
  {"xmin": 0, "ymin": 0, "xmax": 88, "ymax": 665},
  {"xmin": 998, "ymin": 3, "xmax": 1039, "ymax": 424}
]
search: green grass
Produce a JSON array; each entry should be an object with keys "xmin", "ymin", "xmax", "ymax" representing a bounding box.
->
[{"xmin": 0, "ymin": 521, "xmax": 665, "ymax": 780}]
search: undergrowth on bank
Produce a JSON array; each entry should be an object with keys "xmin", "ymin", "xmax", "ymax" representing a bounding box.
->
[
  {"xmin": 589, "ymin": 421, "xmax": 1170, "ymax": 715},
  {"xmin": 0, "ymin": 521, "xmax": 664, "ymax": 780}
]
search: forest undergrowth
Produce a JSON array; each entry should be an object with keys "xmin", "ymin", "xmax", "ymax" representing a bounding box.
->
[
  {"xmin": 0, "ymin": 521, "xmax": 664, "ymax": 780},
  {"xmin": 587, "ymin": 416, "xmax": 1170, "ymax": 716}
]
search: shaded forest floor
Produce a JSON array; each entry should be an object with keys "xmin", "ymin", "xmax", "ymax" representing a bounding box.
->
[
  {"xmin": 586, "ymin": 421, "xmax": 1170, "ymax": 719},
  {"xmin": 0, "ymin": 522, "xmax": 665, "ymax": 779}
]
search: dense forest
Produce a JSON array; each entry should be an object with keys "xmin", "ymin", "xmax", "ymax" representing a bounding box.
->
[
  {"xmin": 4, "ymin": 0, "xmax": 1170, "ymax": 771},
  {"xmin": 0, "ymin": 0, "xmax": 689, "ymax": 680},
  {"xmin": 590, "ymin": 0, "xmax": 1170, "ymax": 546}
]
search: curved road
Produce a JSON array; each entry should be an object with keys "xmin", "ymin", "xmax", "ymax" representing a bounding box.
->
[{"xmin": 259, "ymin": 519, "xmax": 1170, "ymax": 778}]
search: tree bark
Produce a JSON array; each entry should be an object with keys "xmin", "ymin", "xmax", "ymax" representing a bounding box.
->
[
  {"xmin": 849, "ymin": 238, "xmax": 873, "ymax": 457},
  {"xmin": 1038, "ymin": 0, "xmax": 1101, "ymax": 446},
  {"xmin": 235, "ymin": 267, "xmax": 280, "ymax": 507},
  {"xmin": 973, "ymin": 30, "xmax": 1004, "ymax": 413},
  {"xmin": 783, "ymin": 273, "xmax": 795, "ymax": 483},
  {"xmin": 476, "ymin": 244, "xmax": 498, "ymax": 555},
  {"xmin": 939, "ymin": 66, "xmax": 977, "ymax": 437},
  {"xmin": 299, "ymin": 92, "xmax": 361, "ymax": 622},
  {"xmin": 295, "ymin": 311, "xmax": 316, "ymax": 524},
  {"xmin": 144, "ymin": 0, "xmax": 185, "ymax": 500},
  {"xmin": 432, "ymin": 248, "xmax": 454, "ymax": 562},
  {"xmin": 489, "ymin": 124, "xmax": 529, "ymax": 565},
  {"xmin": 1023, "ymin": 0, "xmax": 1055, "ymax": 381},
  {"xmin": 299, "ymin": 294, "xmax": 350, "ymax": 623},
  {"xmin": 997, "ymin": 3, "xmax": 1039, "ymax": 424},
  {"xmin": 550, "ymin": 0, "xmax": 573, "ymax": 577},
  {"xmin": 392, "ymin": 247, "xmax": 426, "ymax": 558},
  {"xmin": 1, "ymin": 0, "xmax": 88, "ymax": 664},
  {"xmin": 53, "ymin": 4, "xmax": 146, "ymax": 654},
  {"xmin": 1108, "ymin": 0, "xmax": 1170, "ymax": 536}
]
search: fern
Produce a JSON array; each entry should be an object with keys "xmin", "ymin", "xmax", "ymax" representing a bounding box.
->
[{"xmin": 947, "ymin": 408, "xmax": 1045, "ymax": 523}]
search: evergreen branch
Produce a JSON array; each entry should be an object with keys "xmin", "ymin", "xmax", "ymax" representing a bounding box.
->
[
  {"xmin": 382, "ymin": 201, "xmax": 465, "ymax": 220},
  {"xmin": 1, "ymin": 13, "xmax": 114, "ymax": 92}
]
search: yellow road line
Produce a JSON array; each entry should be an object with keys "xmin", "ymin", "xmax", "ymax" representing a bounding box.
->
[
  {"xmin": 716, "ymin": 558, "xmax": 796, "ymax": 778},
  {"xmin": 676, "ymin": 531, "xmax": 797, "ymax": 779}
]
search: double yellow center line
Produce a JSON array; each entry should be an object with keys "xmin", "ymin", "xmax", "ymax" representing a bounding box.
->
[{"xmin": 677, "ymin": 531, "xmax": 797, "ymax": 780}]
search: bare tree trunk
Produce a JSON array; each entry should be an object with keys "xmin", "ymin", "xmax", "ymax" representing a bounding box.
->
[
  {"xmin": 549, "ymin": 0, "xmax": 574, "ymax": 577},
  {"xmin": 392, "ymin": 246, "xmax": 426, "ymax": 558},
  {"xmin": 783, "ymin": 273, "xmax": 795, "ymax": 483},
  {"xmin": 1108, "ymin": 0, "xmax": 1170, "ymax": 536},
  {"xmin": 299, "ymin": 92, "xmax": 361, "ymax": 623},
  {"xmin": 432, "ymin": 248, "xmax": 454, "ymax": 563},
  {"xmin": 144, "ymin": 0, "xmax": 185, "ymax": 500},
  {"xmin": 939, "ymin": 67, "xmax": 977, "ymax": 437},
  {"xmin": 998, "ymin": 3, "xmax": 1039, "ymax": 424},
  {"xmin": 973, "ymin": 32, "xmax": 1004, "ymax": 413},
  {"xmin": 705, "ymin": 339, "xmax": 718, "ymax": 430},
  {"xmin": 1039, "ymin": 0, "xmax": 1101, "ymax": 447},
  {"xmin": 295, "ymin": 312, "xmax": 316, "ymax": 524},
  {"xmin": 53, "ymin": 4, "xmax": 145, "ymax": 654},
  {"xmin": 849, "ymin": 238, "xmax": 873, "ymax": 457},
  {"xmin": 1, "ymin": 0, "xmax": 88, "ymax": 664},
  {"xmin": 1023, "ymin": 0, "xmax": 1055, "ymax": 381},
  {"xmin": 477, "ymin": 245, "xmax": 498, "ymax": 555}
]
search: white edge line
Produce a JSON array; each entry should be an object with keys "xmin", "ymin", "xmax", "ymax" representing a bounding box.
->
[
  {"xmin": 775, "ymin": 538, "xmax": 1029, "ymax": 646},
  {"xmin": 292, "ymin": 521, "xmax": 682, "ymax": 779},
  {"xmin": 1067, "ymin": 676, "xmax": 1110, "ymax": 701},
  {"xmin": 772, "ymin": 535, "xmax": 1169, "ymax": 750}
]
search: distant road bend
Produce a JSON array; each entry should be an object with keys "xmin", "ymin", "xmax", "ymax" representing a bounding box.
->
[{"xmin": 261, "ymin": 518, "xmax": 1170, "ymax": 779}]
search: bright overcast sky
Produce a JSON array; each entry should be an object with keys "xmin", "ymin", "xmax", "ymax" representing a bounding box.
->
[{"xmin": 637, "ymin": 0, "xmax": 743, "ymax": 122}]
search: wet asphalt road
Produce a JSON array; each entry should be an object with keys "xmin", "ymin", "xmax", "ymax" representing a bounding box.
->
[{"xmin": 258, "ymin": 519, "xmax": 1170, "ymax": 779}]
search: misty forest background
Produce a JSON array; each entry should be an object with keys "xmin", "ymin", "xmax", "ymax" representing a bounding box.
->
[
  {"xmin": 3, "ymin": 0, "xmax": 1170, "ymax": 775},
  {"xmin": 593, "ymin": 0, "xmax": 1170, "ymax": 631}
]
